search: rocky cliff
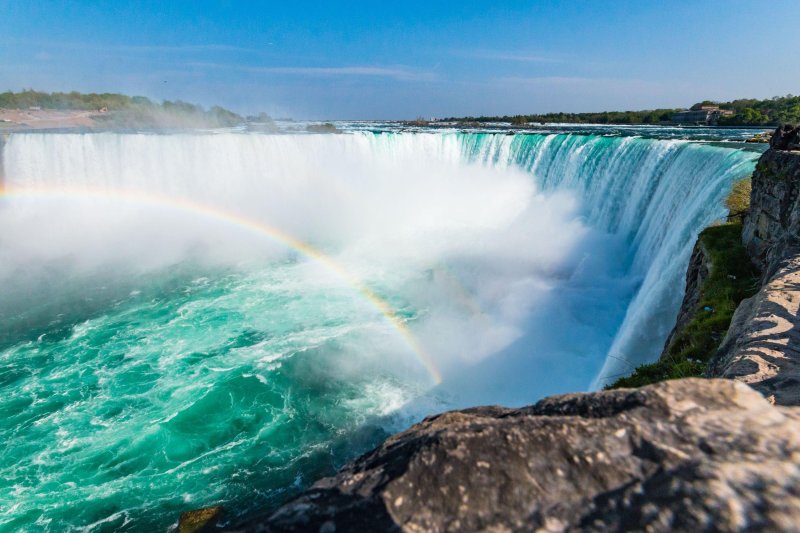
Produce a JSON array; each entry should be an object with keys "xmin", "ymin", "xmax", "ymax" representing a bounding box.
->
[
  {"xmin": 707, "ymin": 147, "xmax": 800, "ymax": 405},
  {"xmin": 230, "ymin": 379, "xmax": 800, "ymax": 532},
  {"xmin": 741, "ymin": 148, "xmax": 800, "ymax": 279}
]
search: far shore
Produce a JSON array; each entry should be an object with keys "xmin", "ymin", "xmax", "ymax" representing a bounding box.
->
[
  {"xmin": 0, "ymin": 108, "xmax": 775, "ymax": 134},
  {"xmin": 0, "ymin": 108, "xmax": 104, "ymax": 130}
]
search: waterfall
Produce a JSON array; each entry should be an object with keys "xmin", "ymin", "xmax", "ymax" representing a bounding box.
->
[{"xmin": 452, "ymin": 133, "xmax": 758, "ymax": 384}]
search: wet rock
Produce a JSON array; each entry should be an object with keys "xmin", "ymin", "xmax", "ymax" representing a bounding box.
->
[
  {"xmin": 233, "ymin": 379, "xmax": 800, "ymax": 532},
  {"xmin": 179, "ymin": 506, "xmax": 225, "ymax": 533}
]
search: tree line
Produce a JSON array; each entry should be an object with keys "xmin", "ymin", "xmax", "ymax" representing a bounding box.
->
[
  {"xmin": 0, "ymin": 89, "xmax": 243, "ymax": 128},
  {"xmin": 444, "ymin": 95, "xmax": 800, "ymax": 126},
  {"xmin": 714, "ymin": 95, "xmax": 800, "ymax": 125}
]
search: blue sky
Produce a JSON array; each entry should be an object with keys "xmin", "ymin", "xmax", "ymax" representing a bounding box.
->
[{"xmin": 2, "ymin": 1, "xmax": 799, "ymax": 119}]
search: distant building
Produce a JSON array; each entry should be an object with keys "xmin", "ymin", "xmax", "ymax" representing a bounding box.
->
[{"xmin": 671, "ymin": 106, "xmax": 734, "ymax": 125}]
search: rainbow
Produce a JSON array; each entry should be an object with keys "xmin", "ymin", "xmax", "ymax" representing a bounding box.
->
[{"xmin": 0, "ymin": 185, "xmax": 443, "ymax": 384}]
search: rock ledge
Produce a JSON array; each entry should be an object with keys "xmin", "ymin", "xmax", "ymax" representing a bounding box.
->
[{"xmin": 234, "ymin": 379, "xmax": 800, "ymax": 532}]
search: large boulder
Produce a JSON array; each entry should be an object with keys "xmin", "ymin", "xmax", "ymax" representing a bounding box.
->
[{"xmin": 233, "ymin": 379, "xmax": 800, "ymax": 532}]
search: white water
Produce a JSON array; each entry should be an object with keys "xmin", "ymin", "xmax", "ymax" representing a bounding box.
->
[{"xmin": 1, "ymin": 132, "xmax": 757, "ymax": 402}]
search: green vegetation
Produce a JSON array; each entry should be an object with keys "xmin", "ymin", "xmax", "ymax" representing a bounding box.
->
[
  {"xmin": 725, "ymin": 177, "xmax": 752, "ymax": 221},
  {"xmin": 608, "ymin": 221, "xmax": 759, "ymax": 389},
  {"xmin": 444, "ymin": 94, "xmax": 800, "ymax": 126},
  {"xmin": 716, "ymin": 95, "xmax": 800, "ymax": 126},
  {"xmin": 0, "ymin": 89, "xmax": 242, "ymax": 128}
]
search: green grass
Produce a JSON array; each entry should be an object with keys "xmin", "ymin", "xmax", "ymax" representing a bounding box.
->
[
  {"xmin": 725, "ymin": 178, "xmax": 752, "ymax": 221},
  {"xmin": 608, "ymin": 222, "xmax": 759, "ymax": 389}
]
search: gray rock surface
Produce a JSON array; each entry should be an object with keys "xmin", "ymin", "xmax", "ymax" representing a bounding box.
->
[
  {"xmin": 708, "ymin": 254, "xmax": 800, "ymax": 405},
  {"xmin": 234, "ymin": 379, "xmax": 800, "ymax": 532}
]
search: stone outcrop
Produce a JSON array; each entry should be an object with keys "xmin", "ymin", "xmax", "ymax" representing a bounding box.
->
[
  {"xmin": 769, "ymin": 124, "xmax": 800, "ymax": 151},
  {"xmin": 233, "ymin": 379, "xmax": 800, "ymax": 532},
  {"xmin": 707, "ymin": 148, "xmax": 800, "ymax": 405}
]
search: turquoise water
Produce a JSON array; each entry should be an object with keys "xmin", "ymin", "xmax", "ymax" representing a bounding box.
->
[
  {"xmin": 0, "ymin": 130, "xmax": 757, "ymax": 531},
  {"xmin": 2, "ymin": 263, "xmax": 428, "ymax": 531}
]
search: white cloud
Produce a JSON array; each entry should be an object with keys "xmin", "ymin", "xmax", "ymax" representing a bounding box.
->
[
  {"xmin": 188, "ymin": 62, "xmax": 436, "ymax": 81},
  {"xmin": 457, "ymin": 49, "xmax": 562, "ymax": 63}
]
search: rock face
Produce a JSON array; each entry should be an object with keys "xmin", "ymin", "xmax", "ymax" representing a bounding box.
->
[
  {"xmin": 741, "ymin": 148, "xmax": 800, "ymax": 279},
  {"xmin": 660, "ymin": 239, "xmax": 711, "ymax": 355},
  {"xmin": 235, "ymin": 379, "xmax": 800, "ymax": 532},
  {"xmin": 707, "ymin": 148, "xmax": 800, "ymax": 405}
]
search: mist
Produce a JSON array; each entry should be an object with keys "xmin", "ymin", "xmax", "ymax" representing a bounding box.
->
[{"xmin": 1, "ymin": 132, "xmax": 624, "ymax": 398}]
